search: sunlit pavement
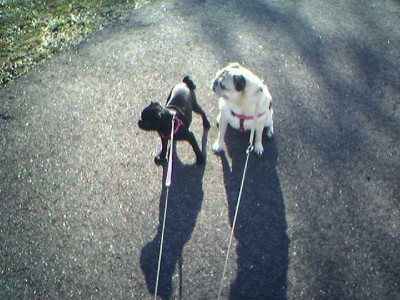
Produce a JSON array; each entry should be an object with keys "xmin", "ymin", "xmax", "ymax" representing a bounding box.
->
[{"xmin": 1, "ymin": 1, "xmax": 399, "ymax": 299}]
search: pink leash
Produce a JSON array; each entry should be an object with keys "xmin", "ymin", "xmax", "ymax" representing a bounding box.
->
[
  {"xmin": 165, "ymin": 113, "xmax": 176, "ymax": 187},
  {"xmin": 154, "ymin": 112, "xmax": 176, "ymax": 300}
]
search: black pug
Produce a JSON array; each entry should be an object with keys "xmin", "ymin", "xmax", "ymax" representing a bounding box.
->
[{"xmin": 138, "ymin": 76, "xmax": 210, "ymax": 164}]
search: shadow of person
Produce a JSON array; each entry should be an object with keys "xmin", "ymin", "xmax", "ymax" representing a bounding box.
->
[
  {"xmin": 140, "ymin": 131, "xmax": 208, "ymax": 300},
  {"xmin": 219, "ymin": 127, "xmax": 289, "ymax": 300}
]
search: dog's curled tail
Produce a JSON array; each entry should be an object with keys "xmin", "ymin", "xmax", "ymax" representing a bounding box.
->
[{"xmin": 183, "ymin": 76, "xmax": 196, "ymax": 90}]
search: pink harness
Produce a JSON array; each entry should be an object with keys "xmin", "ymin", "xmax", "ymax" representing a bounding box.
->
[
  {"xmin": 161, "ymin": 114, "xmax": 185, "ymax": 139},
  {"xmin": 231, "ymin": 102, "xmax": 272, "ymax": 132},
  {"xmin": 231, "ymin": 111, "xmax": 265, "ymax": 132}
]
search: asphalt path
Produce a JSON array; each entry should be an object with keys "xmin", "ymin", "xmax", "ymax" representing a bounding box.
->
[{"xmin": 1, "ymin": 0, "xmax": 399, "ymax": 299}]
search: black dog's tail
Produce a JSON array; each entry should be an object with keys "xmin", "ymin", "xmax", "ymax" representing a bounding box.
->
[{"xmin": 183, "ymin": 76, "xmax": 196, "ymax": 90}]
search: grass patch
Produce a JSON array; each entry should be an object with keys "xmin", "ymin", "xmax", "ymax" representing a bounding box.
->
[{"xmin": 0, "ymin": 0, "xmax": 150, "ymax": 86}]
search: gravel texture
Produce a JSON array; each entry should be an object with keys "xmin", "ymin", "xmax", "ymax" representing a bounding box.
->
[{"xmin": 1, "ymin": 0, "xmax": 399, "ymax": 299}]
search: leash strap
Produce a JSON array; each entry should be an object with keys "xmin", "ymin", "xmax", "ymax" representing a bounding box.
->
[
  {"xmin": 218, "ymin": 126, "xmax": 255, "ymax": 299},
  {"xmin": 160, "ymin": 114, "xmax": 185, "ymax": 139},
  {"xmin": 217, "ymin": 98, "xmax": 260, "ymax": 299},
  {"xmin": 217, "ymin": 146, "xmax": 252, "ymax": 299},
  {"xmin": 248, "ymin": 97, "xmax": 261, "ymax": 150},
  {"xmin": 154, "ymin": 113, "xmax": 176, "ymax": 300},
  {"xmin": 165, "ymin": 113, "xmax": 176, "ymax": 187}
]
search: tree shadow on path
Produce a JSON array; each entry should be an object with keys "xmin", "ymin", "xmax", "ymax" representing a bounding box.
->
[
  {"xmin": 140, "ymin": 132, "xmax": 208, "ymax": 300},
  {"xmin": 219, "ymin": 127, "xmax": 289, "ymax": 300}
]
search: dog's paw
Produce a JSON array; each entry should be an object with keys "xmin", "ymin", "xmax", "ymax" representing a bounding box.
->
[
  {"xmin": 254, "ymin": 143, "xmax": 264, "ymax": 156},
  {"xmin": 154, "ymin": 155, "xmax": 166, "ymax": 165},
  {"xmin": 266, "ymin": 126, "xmax": 274, "ymax": 139},
  {"xmin": 212, "ymin": 141, "xmax": 224, "ymax": 154}
]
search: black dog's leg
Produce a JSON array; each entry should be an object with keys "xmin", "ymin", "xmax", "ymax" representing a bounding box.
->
[
  {"xmin": 192, "ymin": 101, "xmax": 210, "ymax": 130},
  {"xmin": 187, "ymin": 131, "xmax": 205, "ymax": 165},
  {"xmin": 155, "ymin": 137, "xmax": 168, "ymax": 164}
]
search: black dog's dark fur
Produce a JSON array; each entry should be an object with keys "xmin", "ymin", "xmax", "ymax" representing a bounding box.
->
[{"xmin": 138, "ymin": 76, "xmax": 210, "ymax": 164}]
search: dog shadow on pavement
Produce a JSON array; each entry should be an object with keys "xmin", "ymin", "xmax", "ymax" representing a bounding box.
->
[
  {"xmin": 140, "ymin": 131, "xmax": 208, "ymax": 300},
  {"xmin": 220, "ymin": 127, "xmax": 289, "ymax": 300}
]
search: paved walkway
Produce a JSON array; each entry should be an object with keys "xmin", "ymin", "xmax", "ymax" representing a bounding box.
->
[{"xmin": 1, "ymin": 0, "xmax": 399, "ymax": 299}]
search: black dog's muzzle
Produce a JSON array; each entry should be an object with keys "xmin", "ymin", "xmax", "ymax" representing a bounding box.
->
[{"xmin": 138, "ymin": 119, "xmax": 150, "ymax": 130}]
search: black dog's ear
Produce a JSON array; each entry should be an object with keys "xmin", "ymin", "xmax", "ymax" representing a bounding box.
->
[
  {"xmin": 233, "ymin": 74, "xmax": 246, "ymax": 92},
  {"xmin": 183, "ymin": 76, "xmax": 196, "ymax": 90},
  {"xmin": 149, "ymin": 100, "xmax": 159, "ymax": 106},
  {"xmin": 150, "ymin": 100, "xmax": 163, "ymax": 107},
  {"xmin": 148, "ymin": 101, "xmax": 163, "ymax": 113}
]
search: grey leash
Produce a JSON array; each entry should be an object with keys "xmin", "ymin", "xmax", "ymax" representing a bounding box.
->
[
  {"xmin": 217, "ymin": 99, "xmax": 259, "ymax": 300},
  {"xmin": 217, "ymin": 134, "xmax": 255, "ymax": 300}
]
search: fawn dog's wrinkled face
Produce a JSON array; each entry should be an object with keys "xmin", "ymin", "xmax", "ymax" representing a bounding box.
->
[
  {"xmin": 211, "ymin": 63, "xmax": 247, "ymax": 103},
  {"xmin": 211, "ymin": 62, "xmax": 267, "ymax": 105}
]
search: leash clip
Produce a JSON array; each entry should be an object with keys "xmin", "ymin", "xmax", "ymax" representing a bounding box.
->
[{"xmin": 246, "ymin": 144, "xmax": 254, "ymax": 154}]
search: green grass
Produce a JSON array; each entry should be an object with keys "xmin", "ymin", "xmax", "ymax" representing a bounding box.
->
[{"xmin": 0, "ymin": 0, "xmax": 150, "ymax": 86}]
